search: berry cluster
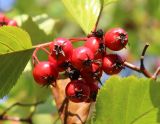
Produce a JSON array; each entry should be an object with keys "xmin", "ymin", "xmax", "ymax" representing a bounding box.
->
[
  {"xmin": 0, "ymin": 13, "xmax": 17, "ymax": 27},
  {"xmin": 32, "ymin": 27, "xmax": 128, "ymax": 103}
]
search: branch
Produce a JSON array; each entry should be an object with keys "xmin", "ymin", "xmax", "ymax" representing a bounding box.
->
[
  {"xmin": 124, "ymin": 43, "xmax": 160, "ymax": 80},
  {"xmin": 0, "ymin": 101, "xmax": 44, "ymax": 124},
  {"xmin": 69, "ymin": 37, "xmax": 87, "ymax": 42},
  {"xmin": 51, "ymin": 78, "xmax": 93, "ymax": 124},
  {"xmin": 32, "ymin": 46, "xmax": 50, "ymax": 66},
  {"xmin": 93, "ymin": 0, "xmax": 104, "ymax": 32}
]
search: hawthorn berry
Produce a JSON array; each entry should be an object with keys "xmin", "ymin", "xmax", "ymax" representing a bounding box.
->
[
  {"xmin": 65, "ymin": 80, "xmax": 90, "ymax": 103},
  {"xmin": 49, "ymin": 38, "xmax": 73, "ymax": 62},
  {"xmin": 0, "ymin": 13, "xmax": 9, "ymax": 26},
  {"xmin": 80, "ymin": 62, "xmax": 102, "ymax": 83},
  {"xmin": 48, "ymin": 54, "xmax": 66, "ymax": 72},
  {"xmin": 104, "ymin": 27, "xmax": 128, "ymax": 51},
  {"xmin": 84, "ymin": 37, "xmax": 106, "ymax": 59},
  {"xmin": 86, "ymin": 82, "xmax": 99, "ymax": 102},
  {"xmin": 102, "ymin": 54, "xmax": 124, "ymax": 75},
  {"xmin": 32, "ymin": 61, "xmax": 58, "ymax": 86},
  {"xmin": 0, "ymin": 13, "xmax": 17, "ymax": 27},
  {"xmin": 66, "ymin": 67, "xmax": 80, "ymax": 80},
  {"xmin": 71, "ymin": 46, "xmax": 94, "ymax": 70}
]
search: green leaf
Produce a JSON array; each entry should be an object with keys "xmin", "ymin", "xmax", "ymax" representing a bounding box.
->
[
  {"xmin": 62, "ymin": 0, "xmax": 101, "ymax": 34},
  {"xmin": 0, "ymin": 26, "xmax": 33, "ymax": 98},
  {"xmin": 19, "ymin": 15, "xmax": 57, "ymax": 45},
  {"xmin": 104, "ymin": 0, "xmax": 117, "ymax": 5},
  {"xmin": 94, "ymin": 76, "xmax": 160, "ymax": 124},
  {"xmin": 33, "ymin": 14, "xmax": 58, "ymax": 35},
  {"xmin": 21, "ymin": 16, "xmax": 50, "ymax": 45},
  {"xmin": 9, "ymin": 71, "xmax": 51, "ymax": 103},
  {"xmin": 62, "ymin": 0, "xmax": 117, "ymax": 34},
  {"xmin": 0, "ymin": 26, "xmax": 32, "ymax": 53}
]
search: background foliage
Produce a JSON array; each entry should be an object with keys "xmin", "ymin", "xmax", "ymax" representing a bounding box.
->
[{"xmin": 0, "ymin": 0, "xmax": 160, "ymax": 123}]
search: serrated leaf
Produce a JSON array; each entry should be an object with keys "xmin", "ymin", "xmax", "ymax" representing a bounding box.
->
[
  {"xmin": 0, "ymin": 26, "xmax": 32, "ymax": 53},
  {"xmin": 94, "ymin": 76, "xmax": 160, "ymax": 124},
  {"xmin": 62, "ymin": 0, "xmax": 117, "ymax": 34},
  {"xmin": 0, "ymin": 26, "xmax": 33, "ymax": 98},
  {"xmin": 62, "ymin": 0, "xmax": 101, "ymax": 34}
]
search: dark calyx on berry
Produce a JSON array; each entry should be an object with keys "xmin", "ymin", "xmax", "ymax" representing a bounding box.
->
[
  {"xmin": 66, "ymin": 68, "xmax": 80, "ymax": 80},
  {"xmin": 65, "ymin": 80, "xmax": 90, "ymax": 103},
  {"xmin": 119, "ymin": 33, "xmax": 127, "ymax": 44},
  {"xmin": 89, "ymin": 29, "xmax": 104, "ymax": 38},
  {"xmin": 102, "ymin": 54, "xmax": 124, "ymax": 75},
  {"xmin": 104, "ymin": 27, "xmax": 128, "ymax": 51},
  {"xmin": 42, "ymin": 75, "xmax": 56, "ymax": 86},
  {"xmin": 53, "ymin": 44, "xmax": 65, "ymax": 58},
  {"xmin": 82, "ymin": 57, "xmax": 93, "ymax": 67},
  {"xmin": 32, "ymin": 61, "xmax": 58, "ymax": 86},
  {"xmin": 0, "ymin": 22, "xmax": 7, "ymax": 26}
]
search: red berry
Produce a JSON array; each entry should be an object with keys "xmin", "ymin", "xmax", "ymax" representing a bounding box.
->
[
  {"xmin": 71, "ymin": 46, "xmax": 94, "ymax": 70},
  {"xmin": 65, "ymin": 80, "xmax": 90, "ymax": 103},
  {"xmin": 84, "ymin": 37, "xmax": 106, "ymax": 59},
  {"xmin": 104, "ymin": 28, "xmax": 128, "ymax": 51},
  {"xmin": 48, "ymin": 55, "xmax": 63, "ymax": 72},
  {"xmin": 86, "ymin": 82, "xmax": 99, "ymax": 102},
  {"xmin": 32, "ymin": 61, "xmax": 58, "ymax": 85},
  {"xmin": 81, "ymin": 63, "xmax": 102, "ymax": 82},
  {"xmin": 8, "ymin": 20, "xmax": 17, "ymax": 26},
  {"xmin": 102, "ymin": 54, "xmax": 124, "ymax": 75},
  {"xmin": 0, "ymin": 13, "xmax": 9, "ymax": 26},
  {"xmin": 49, "ymin": 38, "xmax": 73, "ymax": 62}
]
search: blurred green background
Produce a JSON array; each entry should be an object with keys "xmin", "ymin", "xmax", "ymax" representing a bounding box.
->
[{"xmin": 0, "ymin": 0, "xmax": 160, "ymax": 123}]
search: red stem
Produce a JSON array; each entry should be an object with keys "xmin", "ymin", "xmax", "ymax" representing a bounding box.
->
[{"xmin": 69, "ymin": 37, "xmax": 87, "ymax": 42}]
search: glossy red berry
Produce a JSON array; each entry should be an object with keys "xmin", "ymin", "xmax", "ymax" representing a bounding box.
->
[
  {"xmin": 65, "ymin": 80, "xmax": 90, "ymax": 103},
  {"xmin": 84, "ymin": 37, "xmax": 106, "ymax": 59},
  {"xmin": 0, "ymin": 13, "xmax": 9, "ymax": 26},
  {"xmin": 48, "ymin": 55, "xmax": 63, "ymax": 72},
  {"xmin": 86, "ymin": 82, "xmax": 99, "ymax": 102},
  {"xmin": 33, "ymin": 61, "xmax": 58, "ymax": 85},
  {"xmin": 102, "ymin": 54, "xmax": 124, "ymax": 75},
  {"xmin": 81, "ymin": 63, "xmax": 102, "ymax": 82},
  {"xmin": 104, "ymin": 28, "xmax": 128, "ymax": 51},
  {"xmin": 49, "ymin": 38, "xmax": 73, "ymax": 62},
  {"xmin": 71, "ymin": 46, "xmax": 94, "ymax": 70}
]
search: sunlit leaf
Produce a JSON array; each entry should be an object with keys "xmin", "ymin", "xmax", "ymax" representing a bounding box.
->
[
  {"xmin": 62, "ymin": 0, "xmax": 117, "ymax": 34},
  {"xmin": 0, "ymin": 26, "xmax": 33, "ymax": 98},
  {"xmin": 21, "ymin": 16, "xmax": 50, "ymax": 45},
  {"xmin": 94, "ymin": 76, "xmax": 160, "ymax": 124},
  {"xmin": 104, "ymin": 0, "xmax": 117, "ymax": 5},
  {"xmin": 33, "ymin": 14, "xmax": 58, "ymax": 35},
  {"xmin": 62, "ymin": 0, "xmax": 101, "ymax": 34},
  {"xmin": 9, "ymin": 71, "xmax": 51, "ymax": 103}
]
